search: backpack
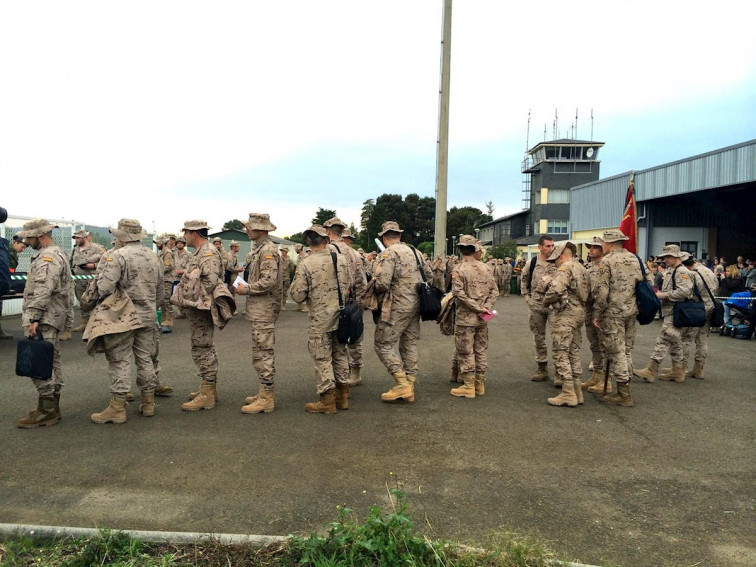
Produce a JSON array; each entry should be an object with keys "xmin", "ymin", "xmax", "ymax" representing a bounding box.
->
[{"xmin": 635, "ymin": 256, "xmax": 661, "ymax": 325}]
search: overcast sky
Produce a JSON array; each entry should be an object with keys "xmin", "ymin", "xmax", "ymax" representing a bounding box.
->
[{"xmin": 1, "ymin": 1, "xmax": 754, "ymax": 238}]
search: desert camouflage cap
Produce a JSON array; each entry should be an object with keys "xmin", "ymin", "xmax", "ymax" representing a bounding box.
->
[
  {"xmin": 457, "ymin": 234, "xmax": 477, "ymax": 247},
  {"xmin": 72, "ymin": 229, "xmax": 89, "ymax": 239},
  {"xmin": 303, "ymin": 224, "xmax": 327, "ymax": 238},
  {"xmin": 110, "ymin": 218, "xmax": 147, "ymax": 242},
  {"xmin": 547, "ymin": 244, "xmax": 566, "ymax": 261},
  {"xmin": 659, "ymin": 244, "xmax": 684, "ymax": 258},
  {"xmin": 342, "ymin": 227, "xmax": 354, "ymax": 239},
  {"xmin": 323, "ymin": 216, "xmax": 345, "ymax": 229},
  {"xmin": 601, "ymin": 229, "xmax": 629, "ymax": 243},
  {"xmin": 176, "ymin": 236, "xmax": 186, "ymax": 243},
  {"xmin": 244, "ymin": 212, "xmax": 276, "ymax": 231},
  {"xmin": 681, "ymin": 252, "xmax": 694, "ymax": 263},
  {"xmin": 166, "ymin": 233, "xmax": 177, "ymax": 240},
  {"xmin": 182, "ymin": 219, "xmax": 210, "ymax": 231},
  {"xmin": 17, "ymin": 218, "xmax": 59, "ymax": 238},
  {"xmin": 378, "ymin": 221, "xmax": 404, "ymax": 237},
  {"xmin": 294, "ymin": 243, "xmax": 303, "ymax": 251},
  {"xmin": 212, "ymin": 237, "xmax": 223, "ymax": 243},
  {"xmin": 229, "ymin": 240, "xmax": 239, "ymax": 246},
  {"xmin": 588, "ymin": 236, "xmax": 604, "ymax": 246}
]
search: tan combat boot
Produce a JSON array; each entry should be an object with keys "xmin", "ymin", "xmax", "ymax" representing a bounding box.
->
[
  {"xmin": 659, "ymin": 361, "xmax": 686, "ymax": 382},
  {"xmin": 573, "ymin": 377, "xmax": 584, "ymax": 405},
  {"xmin": 305, "ymin": 388, "xmax": 337, "ymax": 414},
  {"xmin": 91, "ymin": 396, "xmax": 128, "ymax": 424},
  {"xmin": 17, "ymin": 396, "xmax": 60, "ymax": 428},
  {"xmin": 633, "ymin": 359, "xmax": 660, "ymax": 382},
  {"xmin": 530, "ymin": 361, "xmax": 549, "ymax": 382},
  {"xmin": 687, "ymin": 361, "xmax": 705, "ymax": 379},
  {"xmin": 587, "ymin": 377, "xmax": 612, "ymax": 394},
  {"xmin": 188, "ymin": 383, "xmax": 219, "ymax": 402},
  {"xmin": 602, "ymin": 381, "xmax": 634, "ymax": 407},
  {"xmin": 181, "ymin": 382, "xmax": 216, "ymax": 411},
  {"xmin": 139, "ymin": 390, "xmax": 155, "ymax": 417},
  {"xmin": 381, "ymin": 372, "xmax": 414, "ymax": 402},
  {"xmin": 451, "ymin": 373, "xmax": 476, "ymax": 398},
  {"xmin": 335, "ymin": 383, "xmax": 350, "ymax": 410},
  {"xmin": 59, "ymin": 328, "xmax": 72, "ymax": 341},
  {"xmin": 154, "ymin": 382, "xmax": 173, "ymax": 397},
  {"xmin": 474, "ymin": 373, "xmax": 486, "ymax": 396},
  {"xmin": 547, "ymin": 378, "xmax": 578, "ymax": 407},
  {"xmin": 242, "ymin": 386, "xmax": 274, "ymax": 414},
  {"xmin": 660, "ymin": 357, "xmax": 687, "ymax": 379},
  {"xmin": 244, "ymin": 384, "xmax": 265, "ymax": 404},
  {"xmin": 582, "ymin": 368, "xmax": 603, "ymax": 390},
  {"xmin": 347, "ymin": 367, "xmax": 362, "ymax": 386},
  {"xmin": 71, "ymin": 316, "xmax": 89, "ymax": 333}
]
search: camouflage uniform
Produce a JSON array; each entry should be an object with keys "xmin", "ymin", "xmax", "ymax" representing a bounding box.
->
[
  {"xmin": 431, "ymin": 257, "xmax": 446, "ymax": 291},
  {"xmin": 290, "ymin": 248, "xmax": 352, "ymax": 394},
  {"xmin": 280, "ymin": 253, "xmax": 294, "ymax": 309},
  {"xmin": 294, "ymin": 246, "xmax": 309, "ymax": 312},
  {"xmin": 681, "ymin": 262, "xmax": 719, "ymax": 372},
  {"xmin": 521, "ymin": 256, "xmax": 556, "ymax": 366},
  {"xmin": 452, "ymin": 257, "xmax": 499, "ymax": 377},
  {"xmin": 649, "ymin": 264, "xmax": 695, "ymax": 365},
  {"xmin": 373, "ymin": 242, "xmax": 432, "ymax": 378},
  {"xmin": 158, "ymin": 245, "xmax": 175, "ymax": 327},
  {"xmin": 70, "ymin": 239, "xmax": 104, "ymax": 319},
  {"xmin": 236, "ymin": 235, "xmax": 282, "ymax": 387},
  {"xmin": 593, "ymin": 248, "xmax": 643, "ymax": 383},
  {"xmin": 499, "ymin": 260, "xmax": 512, "ymax": 296},
  {"xmin": 585, "ymin": 259, "xmax": 606, "ymax": 371}
]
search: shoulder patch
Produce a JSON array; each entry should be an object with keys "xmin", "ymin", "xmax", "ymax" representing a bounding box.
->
[
  {"xmin": 42, "ymin": 257, "xmax": 52, "ymax": 262},
  {"xmin": 381, "ymin": 253, "xmax": 389, "ymax": 258},
  {"xmin": 205, "ymin": 253, "xmax": 214, "ymax": 257},
  {"xmin": 164, "ymin": 260, "xmax": 171, "ymax": 265},
  {"xmin": 558, "ymin": 266, "xmax": 566, "ymax": 272},
  {"xmin": 264, "ymin": 255, "xmax": 273, "ymax": 260},
  {"xmin": 681, "ymin": 274, "xmax": 689, "ymax": 279},
  {"xmin": 105, "ymin": 257, "xmax": 113, "ymax": 262}
]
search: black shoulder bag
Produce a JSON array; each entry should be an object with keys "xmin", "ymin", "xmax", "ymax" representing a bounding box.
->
[
  {"xmin": 635, "ymin": 255, "xmax": 661, "ymax": 325},
  {"xmin": 671, "ymin": 265, "xmax": 706, "ymax": 328},
  {"xmin": 331, "ymin": 252, "xmax": 363, "ymax": 344},
  {"xmin": 410, "ymin": 247, "xmax": 443, "ymax": 321},
  {"xmin": 16, "ymin": 329, "xmax": 54, "ymax": 381},
  {"xmin": 694, "ymin": 269, "xmax": 724, "ymax": 328}
]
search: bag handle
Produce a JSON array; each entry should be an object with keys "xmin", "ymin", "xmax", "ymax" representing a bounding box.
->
[
  {"xmin": 635, "ymin": 255, "xmax": 648, "ymax": 278},
  {"xmin": 330, "ymin": 252, "xmax": 344, "ymax": 311},
  {"xmin": 408, "ymin": 246, "xmax": 429, "ymax": 284}
]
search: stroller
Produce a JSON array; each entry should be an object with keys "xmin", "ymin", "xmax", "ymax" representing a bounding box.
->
[{"xmin": 720, "ymin": 290, "xmax": 756, "ymax": 339}]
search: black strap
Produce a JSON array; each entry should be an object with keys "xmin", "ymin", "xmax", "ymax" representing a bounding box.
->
[
  {"xmin": 693, "ymin": 268, "xmax": 717, "ymax": 303},
  {"xmin": 408, "ymin": 246, "xmax": 428, "ymax": 283},
  {"xmin": 526, "ymin": 256, "xmax": 538, "ymax": 294},
  {"xmin": 671, "ymin": 264, "xmax": 702, "ymax": 300},
  {"xmin": 635, "ymin": 254, "xmax": 647, "ymax": 278},
  {"xmin": 330, "ymin": 252, "xmax": 344, "ymax": 311}
]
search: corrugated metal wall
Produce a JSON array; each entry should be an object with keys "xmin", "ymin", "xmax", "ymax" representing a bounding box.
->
[{"xmin": 571, "ymin": 173, "xmax": 632, "ymax": 231}]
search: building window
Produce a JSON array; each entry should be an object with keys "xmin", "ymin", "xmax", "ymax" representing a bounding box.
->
[
  {"xmin": 680, "ymin": 241, "xmax": 698, "ymax": 256},
  {"xmin": 548, "ymin": 189, "xmax": 570, "ymax": 204},
  {"xmin": 547, "ymin": 220, "xmax": 568, "ymax": 234}
]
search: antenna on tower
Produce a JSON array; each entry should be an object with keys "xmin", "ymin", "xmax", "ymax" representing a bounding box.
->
[
  {"xmin": 554, "ymin": 109, "xmax": 558, "ymax": 139},
  {"xmin": 525, "ymin": 109, "xmax": 531, "ymax": 151},
  {"xmin": 590, "ymin": 108, "xmax": 594, "ymax": 140},
  {"xmin": 575, "ymin": 108, "xmax": 578, "ymax": 139},
  {"xmin": 543, "ymin": 123, "xmax": 546, "ymax": 142}
]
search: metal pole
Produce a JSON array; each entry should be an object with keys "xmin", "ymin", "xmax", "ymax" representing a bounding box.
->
[{"xmin": 434, "ymin": 0, "xmax": 452, "ymax": 258}]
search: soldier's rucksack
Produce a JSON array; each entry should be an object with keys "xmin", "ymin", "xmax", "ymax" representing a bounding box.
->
[{"xmin": 635, "ymin": 255, "xmax": 661, "ymax": 325}]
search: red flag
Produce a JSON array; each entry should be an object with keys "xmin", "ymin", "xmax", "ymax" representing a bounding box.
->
[{"xmin": 619, "ymin": 174, "xmax": 637, "ymax": 254}]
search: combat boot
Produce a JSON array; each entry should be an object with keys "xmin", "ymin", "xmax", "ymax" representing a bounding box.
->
[
  {"xmin": 660, "ymin": 358, "xmax": 687, "ymax": 379},
  {"xmin": 530, "ymin": 361, "xmax": 549, "ymax": 382},
  {"xmin": 17, "ymin": 395, "xmax": 60, "ymax": 428},
  {"xmin": 587, "ymin": 377, "xmax": 612, "ymax": 394},
  {"xmin": 181, "ymin": 381, "xmax": 216, "ymax": 411},
  {"xmin": 245, "ymin": 384, "xmax": 265, "ymax": 404},
  {"xmin": 242, "ymin": 386, "xmax": 274, "ymax": 414},
  {"xmin": 573, "ymin": 377, "xmax": 584, "ymax": 405},
  {"xmin": 633, "ymin": 359, "xmax": 659, "ymax": 382},
  {"xmin": 335, "ymin": 383, "xmax": 349, "ymax": 410},
  {"xmin": 125, "ymin": 392, "xmax": 135, "ymax": 402},
  {"xmin": 582, "ymin": 368, "xmax": 604, "ymax": 390},
  {"xmin": 381, "ymin": 372, "xmax": 414, "ymax": 402},
  {"xmin": 305, "ymin": 388, "xmax": 337, "ymax": 414},
  {"xmin": 474, "ymin": 373, "xmax": 486, "ymax": 396},
  {"xmin": 687, "ymin": 361, "xmax": 705, "ymax": 379},
  {"xmin": 450, "ymin": 359, "xmax": 460, "ymax": 383},
  {"xmin": 659, "ymin": 361, "xmax": 685, "ymax": 383},
  {"xmin": 139, "ymin": 390, "xmax": 155, "ymax": 417},
  {"xmin": 91, "ymin": 396, "xmax": 128, "ymax": 424},
  {"xmin": 347, "ymin": 367, "xmax": 362, "ymax": 386},
  {"xmin": 59, "ymin": 328, "xmax": 72, "ymax": 341},
  {"xmin": 154, "ymin": 382, "xmax": 173, "ymax": 397},
  {"xmin": 451, "ymin": 373, "xmax": 476, "ymax": 398},
  {"xmin": 602, "ymin": 381, "xmax": 634, "ymax": 407},
  {"xmin": 72, "ymin": 316, "xmax": 89, "ymax": 333},
  {"xmin": 189, "ymin": 383, "xmax": 219, "ymax": 402},
  {"xmin": 547, "ymin": 379, "xmax": 578, "ymax": 407}
]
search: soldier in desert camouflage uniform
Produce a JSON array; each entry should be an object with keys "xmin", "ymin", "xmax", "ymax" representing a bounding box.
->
[
  {"xmin": 293, "ymin": 243, "xmax": 309, "ymax": 312},
  {"xmin": 16, "ymin": 219, "xmax": 71, "ymax": 428},
  {"xmin": 542, "ymin": 242, "xmax": 589, "ymax": 407},
  {"xmin": 581, "ymin": 237, "xmax": 608, "ymax": 393},
  {"xmin": 154, "ymin": 235, "xmax": 175, "ymax": 333},
  {"xmin": 592, "ymin": 229, "xmax": 644, "ymax": 407},
  {"xmin": 449, "ymin": 235, "xmax": 498, "ymax": 399},
  {"xmin": 213, "ymin": 237, "xmax": 229, "ymax": 272},
  {"xmin": 69, "ymin": 229, "xmax": 104, "ymax": 332},
  {"xmin": 235, "ymin": 213, "xmax": 283, "ymax": 414},
  {"xmin": 340, "ymin": 227, "xmax": 368, "ymax": 385},
  {"xmin": 633, "ymin": 244, "xmax": 696, "ymax": 385},
  {"xmin": 279, "ymin": 247, "xmax": 294, "ymax": 310},
  {"xmin": 372, "ymin": 221, "xmax": 432, "ymax": 403},
  {"xmin": 173, "ymin": 236, "xmax": 189, "ymax": 319},
  {"xmin": 290, "ymin": 225, "xmax": 352, "ymax": 413}
]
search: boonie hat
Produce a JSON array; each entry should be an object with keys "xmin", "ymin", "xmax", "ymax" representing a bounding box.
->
[
  {"xmin": 244, "ymin": 212, "xmax": 276, "ymax": 232},
  {"xmin": 457, "ymin": 234, "xmax": 477, "ymax": 247},
  {"xmin": 342, "ymin": 228, "xmax": 354, "ymax": 239},
  {"xmin": 182, "ymin": 220, "xmax": 210, "ymax": 231},
  {"xmin": 588, "ymin": 236, "xmax": 604, "ymax": 247},
  {"xmin": 303, "ymin": 224, "xmax": 327, "ymax": 238},
  {"xmin": 547, "ymin": 244, "xmax": 566, "ymax": 261},
  {"xmin": 229, "ymin": 240, "xmax": 239, "ymax": 246},
  {"xmin": 72, "ymin": 229, "xmax": 89, "ymax": 239},
  {"xmin": 213, "ymin": 237, "xmax": 223, "ymax": 243},
  {"xmin": 659, "ymin": 244, "xmax": 684, "ymax": 258},
  {"xmin": 110, "ymin": 218, "xmax": 148, "ymax": 242},
  {"xmin": 323, "ymin": 217, "xmax": 346, "ymax": 229},
  {"xmin": 378, "ymin": 221, "xmax": 404, "ymax": 237},
  {"xmin": 176, "ymin": 236, "xmax": 186, "ymax": 244},
  {"xmin": 18, "ymin": 218, "xmax": 59, "ymax": 238},
  {"xmin": 601, "ymin": 229, "xmax": 629, "ymax": 243}
]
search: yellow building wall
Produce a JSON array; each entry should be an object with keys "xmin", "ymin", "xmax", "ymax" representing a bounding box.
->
[
  {"xmin": 539, "ymin": 219, "xmax": 548, "ymax": 234},
  {"xmin": 541, "ymin": 187, "xmax": 549, "ymax": 204}
]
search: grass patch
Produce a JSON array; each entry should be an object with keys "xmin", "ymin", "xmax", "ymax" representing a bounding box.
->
[{"xmin": 0, "ymin": 490, "xmax": 567, "ymax": 566}]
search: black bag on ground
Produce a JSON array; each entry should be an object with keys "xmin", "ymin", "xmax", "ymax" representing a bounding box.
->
[
  {"xmin": 671, "ymin": 265, "xmax": 706, "ymax": 328},
  {"xmin": 16, "ymin": 329, "xmax": 54, "ymax": 380},
  {"xmin": 409, "ymin": 247, "xmax": 443, "ymax": 321},
  {"xmin": 330, "ymin": 252, "xmax": 364, "ymax": 345},
  {"xmin": 635, "ymin": 256, "xmax": 661, "ymax": 325}
]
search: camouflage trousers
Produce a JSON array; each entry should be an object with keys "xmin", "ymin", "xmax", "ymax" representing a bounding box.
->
[
  {"xmin": 650, "ymin": 313, "xmax": 684, "ymax": 364},
  {"xmin": 374, "ymin": 310, "xmax": 421, "ymax": 376},
  {"xmin": 681, "ymin": 310, "xmax": 712, "ymax": 364},
  {"xmin": 528, "ymin": 305, "xmax": 550, "ymax": 364},
  {"xmin": 188, "ymin": 308, "xmax": 217, "ymax": 382},
  {"xmin": 74, "ymin": 279, "xmax": 92, "ymax": 318},
  {"xmin": 454, "ymin": 323, "xmax": 489, "ymax": 375},
  {"xmin": 308, "ymin": 331, "xmax": 349, "ymax": 394},
  {"xmin": 550, "ymin": 308, "xmax": 584, "ymax": 383},
  {"xmin": 251, "ymin": 322, "xmax": 276, "ymax": 386},
  {"xmin": 30, "ymin": 324, "xmax": 63, "ymax": 396},
  {"xmin": 162, "ymin": 282, "xmax": 174, "ymax": 326},
  {"xmin": 585, "ymin": 309, "xmax": 605, "ymax": 368},
  {"xmin": 281, "ymin": 280, "xmax": 291, "ymax": 308},
  {"xmin": 103, "ymin": 326, "xmax": 158, "ymax": 395},
  {"xmin": 347, "ymin": 332, "xmax": 363, "ymax": 369},
  {"xmin": 599, "ymin": 314, "xmax": 637, "ymax": 383}
]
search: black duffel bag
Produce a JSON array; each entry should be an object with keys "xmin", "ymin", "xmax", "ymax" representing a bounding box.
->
[
  {"xmin": 671, "ymin": 266, "xmax": 706, "ymax": 328},
  {"xmin": 410, "ymin": 247, "xmax": 443, "ymax": 321},
  {"xmin": 16, "ymin": 329, "xmax": 54, "ymax": 380},
  {"xmin": 330, "ymin": 252, "xmax": 364, "ymax": 345}
]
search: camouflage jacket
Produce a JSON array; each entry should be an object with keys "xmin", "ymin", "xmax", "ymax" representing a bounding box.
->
[
  {"xmin": 290, "ymin": 248, "xmax": 351, "ymax": 333},
  {"xmin": 70, "ymin": 243, "xmax": 104, "ymax": 275},
  {"xmin": 328, "ymin": 238, "xmax": 367, "ymax": 307},
  {"xmin": 452, "ymin": 258, "xmax": 499, "ymax": 326},
  {"xmin": 373, "ymin": 242, "xmax": 432, "ymax": 316},
  {"xmin": 543, "ymin": 259, "xmax": 589, "ymax": 313},
  {"xmin": 659, "ymin": 264, "xmax": 696, "ymax": 316},
  {"xmin": 237, "ymin": 236, "xmax": 282, "ymax": 324},
  {"xmin": 158, "ymin": 247, "xmax": 175, "ymax": 283},
  {"xmin": 23, "ymin": 244, "xmax": 71, "ymax": 330},
  {"xmin": 593, "ymin": 249, "xmax": 643, "ymax": 320}
]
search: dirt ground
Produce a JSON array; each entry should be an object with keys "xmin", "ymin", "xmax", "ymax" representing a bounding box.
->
[{"xmin": 0, "ymin": 296, "xmax": 754, "ymax": 567}]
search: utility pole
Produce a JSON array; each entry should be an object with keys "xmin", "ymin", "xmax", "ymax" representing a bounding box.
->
[{"xmin": 434, "ymin": 0, "xmax": 452, "ymax": 258}]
